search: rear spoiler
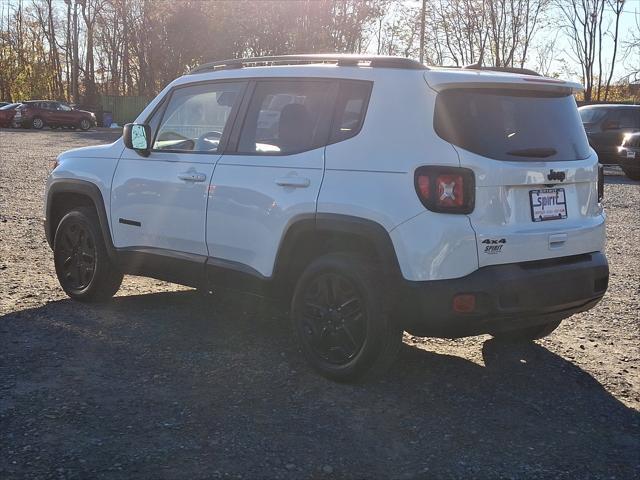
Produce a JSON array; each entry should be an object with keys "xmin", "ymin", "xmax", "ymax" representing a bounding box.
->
[{"xmin": 424, "ymin": 69, "xmax": 583, "ymax": 95}]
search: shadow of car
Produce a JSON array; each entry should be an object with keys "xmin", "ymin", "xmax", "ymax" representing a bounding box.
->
[{"xmin": 1, "ymin": 289, "xmax": 638, "ymax": 477}]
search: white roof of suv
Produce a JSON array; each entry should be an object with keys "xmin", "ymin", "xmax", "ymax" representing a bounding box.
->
[{"xmin": 181, "ymin": 54, "xmax": 583, "ymax": 94}]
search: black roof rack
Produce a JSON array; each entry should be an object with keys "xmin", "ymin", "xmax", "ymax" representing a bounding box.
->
[
  {"xmin": 436, "ymin": 64, "xmax": 541, "ymax": 76},
  {"xmin": 462, "ymin": 64, "xmax": 541, "ymax": 76},
  {"xmin": 188, "ymin": 54, "xmax": 427, "ymax": 74}
]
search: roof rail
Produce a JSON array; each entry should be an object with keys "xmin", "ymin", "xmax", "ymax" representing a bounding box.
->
[
  {"xmin": 462, "ymin": 64, "xmax": 541, "ymax": 76},
  {"xmin": 188, "ymin": 54, "xmax": 427, "ymax": 74},
  {"xmin": 436, "ymin": 64, "xmax": 541, "ymax": 76}
]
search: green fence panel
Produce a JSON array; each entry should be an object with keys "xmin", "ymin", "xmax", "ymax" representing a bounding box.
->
[{"xmin": 100, "ymin": 95, "xmax": 151, "ymax": 125}]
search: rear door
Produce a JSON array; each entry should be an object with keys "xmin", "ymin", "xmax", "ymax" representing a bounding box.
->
[
  {"xmin": 432, "ymin": 87, "xmax": 605, "ymax": 267},
  {"xmin": 111, "ymin": 81, "xmax": 245, "ymax": 256},
  {"xmin": 206, "ymin": 78, "xmax": 336, "ymax": 277},
  {"xmin": 38, "ymin": 102, "xmax": 57, "ymax": 125}
]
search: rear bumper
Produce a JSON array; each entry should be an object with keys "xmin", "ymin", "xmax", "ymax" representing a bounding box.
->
[{"xmin": 399, "ymin": 252, "xmax": 608, "ymax": 338}]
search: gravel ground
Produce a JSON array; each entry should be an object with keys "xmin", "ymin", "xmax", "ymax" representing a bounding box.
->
[{"xmin": 1, "ymin": 128, "xmax": 639, "ymax": 479}]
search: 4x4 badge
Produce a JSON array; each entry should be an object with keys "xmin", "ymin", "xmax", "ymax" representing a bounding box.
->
[
  {"xmin": 547, "ymin": 169, "xmax": 566, "ymax": 182},
  {"xmin": 482, "ymin": 238, "xmax": 506, "ymax": 254}
]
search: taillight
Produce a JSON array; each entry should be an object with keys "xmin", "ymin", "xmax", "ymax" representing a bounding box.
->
[
  {"xmin": 597, "ymin": 164, "xmax": 604, "ymax": 203},
  {"xmin": 414, "ymin": 166, "xmax": 475, "ymax": 214}
]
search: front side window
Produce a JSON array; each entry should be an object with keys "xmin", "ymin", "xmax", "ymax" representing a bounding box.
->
[
  {"xmin": 58, "ymin": 104, "xmax": 72, "ymax": 112},
  {"xmin": 153, "ymin": 82, "xmax": 242, "ymax": 153},
  {"xmin": 237, "ymin": 80, "xmax": 334, "ymax": 154}
]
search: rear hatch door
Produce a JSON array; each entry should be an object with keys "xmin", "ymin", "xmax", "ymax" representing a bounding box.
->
[{"xmin": 426, "ymin": 71, "xmax": 605, "ymax": 267}]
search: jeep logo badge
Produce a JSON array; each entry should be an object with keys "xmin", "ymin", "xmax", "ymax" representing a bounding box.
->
[{"xmin": 547, "ymin": 169, "xmax": 566, "ymax": 182}]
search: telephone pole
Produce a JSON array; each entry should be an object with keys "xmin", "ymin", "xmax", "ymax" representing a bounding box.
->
[{"xmin": 419, "ymin": 0, "xmax": 426, "ymax": 64}]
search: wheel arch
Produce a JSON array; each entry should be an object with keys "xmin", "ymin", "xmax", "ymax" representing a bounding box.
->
[
  {"xmin": 45, "ymin": 179, "xmax": 116, "ymax": 259},
  {"xmin": 271, "ymin": 213, "xmax": 403, "ymax": 300}
]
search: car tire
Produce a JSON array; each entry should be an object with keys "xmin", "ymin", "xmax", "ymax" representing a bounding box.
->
[
  {"xmin": 32, "ymin": 117, "xmax": 44, "ymax": 129},
  {"xmin": 53, "ymin": 207, "xmax": 123, "ymax": 302},
  {"xmin": 79, "ymin": 119, "xmax": 91, "ymax": 131},
  {"xmin": 491, "ymin": 320, "xmax": 562, "ymax": 342},
  {"xmin": 622, "ymin": 168, "xmax": 640, "ymax": 181},
  {"xmin": 291, "ymin": 253, "xmax": 403, "ymax": 382}
]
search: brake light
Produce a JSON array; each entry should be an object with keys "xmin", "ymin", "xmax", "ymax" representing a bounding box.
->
[
  {"xmin": 414, "ymin": 166, "xmax": 475, "ymax": 213},
  {"xmin": 597, "ymin": 164, "xmax": 604, "ymax": 203}
]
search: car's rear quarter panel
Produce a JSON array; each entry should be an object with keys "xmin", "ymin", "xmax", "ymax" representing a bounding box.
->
[{"xmin": 319, "ymin": 72, "xmax": 480, "ymax": 281}]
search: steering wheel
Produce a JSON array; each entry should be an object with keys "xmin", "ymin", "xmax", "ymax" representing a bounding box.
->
[{"xmin": 194, "ymin": 131, "xmax": 223, "ymax": 151}]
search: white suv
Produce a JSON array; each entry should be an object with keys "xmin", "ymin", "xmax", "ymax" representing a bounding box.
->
[{"xmin": 45, "ymin": 55, "xmax": 609, "ymax": 381}]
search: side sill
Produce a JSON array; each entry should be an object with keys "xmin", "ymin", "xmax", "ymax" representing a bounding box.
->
[
  {"xmin": 115, "ymin": 247, "xmax": 272, "ymax": 295},
  {"xmin": 116, "ymin": 248, "xmax": 207, "ymax": 288}
]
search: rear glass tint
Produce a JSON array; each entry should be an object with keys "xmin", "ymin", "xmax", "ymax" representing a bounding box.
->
[
  {"xmin": 330, "ymin": 80, "xmax": 372, "ymax": 143},
  {"xmin": 434, "ymin": 89, "xmax": 590, "ymax": 161},
  {"xmin": 579, "ymin": 107, "xmax": 607, "ymax": 123}
]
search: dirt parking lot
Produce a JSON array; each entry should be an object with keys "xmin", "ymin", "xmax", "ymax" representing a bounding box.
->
[{"xmin": 1, "ymin": 128, "xmax": 639, "ymax": 479}]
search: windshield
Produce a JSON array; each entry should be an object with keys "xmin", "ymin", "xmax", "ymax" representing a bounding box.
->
[
  {"xmin": 579, "ymin": 107, "xmax": 607, "ymax": 124},
  {"xmin": 0, "ymin": 103, "xmax": 18, "ymax": 110},
  {"xmin": 434, "ymin": 89, "xmax": 590, "ymax": 161}
]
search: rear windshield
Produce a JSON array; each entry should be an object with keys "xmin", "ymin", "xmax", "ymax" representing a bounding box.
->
[
  {"xmin": 579, "ymin": 107, "xmax": 607, "ymax": 124},
  {"xmin": 434, "ymin": 89, "xmax": 590, "ymax": 161}
]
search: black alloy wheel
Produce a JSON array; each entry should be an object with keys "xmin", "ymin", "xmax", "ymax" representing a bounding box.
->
[
  {"xmin": 55, "ymin": 219, "xmax": 97, "ymax": 292},
  {"xmin": 53, "ymin": 207, "xmax": 123, "ymax": 302},
  {"xmin": 299, "ymin": 272, "xmax": 368, "ymax": 365},
  {"xmin": 291, "ymin": 253, "xmax": 402, "ymax": 382}
]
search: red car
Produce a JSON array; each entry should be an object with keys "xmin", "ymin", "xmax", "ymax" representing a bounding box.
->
[
  {"xmin": 12, "ymin": 100, "xmax": 96, "ymax": 130},
  {"xmin": 0, "ymin": 103, "xmax": 20, "ymax": 127}
]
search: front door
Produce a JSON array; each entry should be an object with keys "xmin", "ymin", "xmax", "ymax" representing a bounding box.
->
[
  {"xmin": 111, "ymin": 81, "xmax": 245, "ymax": 257},
  {"xmin": 49, "ymin": 102, "xmax": 72, "ymax": 125},
  {"xmin": 206, "ymin": 79, "xmax": 337, "ymax": 278}
]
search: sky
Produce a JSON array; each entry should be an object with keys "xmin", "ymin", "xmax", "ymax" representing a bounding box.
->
[
  {"xmin": 398, "ymin": 0, "xmax": 639, "ymax": 83},
  {"xmin": 1, "ymin": 0, "xmax": 638, "ymax": 84}
]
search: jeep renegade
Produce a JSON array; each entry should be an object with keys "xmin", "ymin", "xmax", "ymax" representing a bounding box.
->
[{"xmin": 44, "ymin": 55, "xmax": 609, "ymax": 381}]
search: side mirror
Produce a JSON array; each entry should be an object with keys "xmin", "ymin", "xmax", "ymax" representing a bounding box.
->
[{"xmin": 123, "ymin": 123, "xmax": 151, "ymax": 155}]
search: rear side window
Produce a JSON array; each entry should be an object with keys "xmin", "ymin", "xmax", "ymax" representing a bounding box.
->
[
  {"xmin": 237, "ymin": 80, "xmax": 334, "ymax": 155},
  {"xmin": 330, "ymin": 80, "xmax": 372, "ymax": 143},
  {"xmin": 434, "ymin": 89, "xmax": 590, "ymax": 161}
]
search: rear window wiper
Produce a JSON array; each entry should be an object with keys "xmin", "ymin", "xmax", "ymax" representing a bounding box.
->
[{"xmin": 506, "ymin": 147, "xmax": 557, "ymax": 158}]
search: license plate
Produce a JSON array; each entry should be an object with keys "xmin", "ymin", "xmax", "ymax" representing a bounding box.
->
[
  {"xmin": 628, "ymin": 150, "xmax": 636, "ymax": 159},
  {"xmin": 529, "ymin": 188, "xmax": 567, "ymax": 222}
]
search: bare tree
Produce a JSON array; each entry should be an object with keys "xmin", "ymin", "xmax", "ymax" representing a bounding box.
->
[{"xmin": 557, "ymin": 0, "xmax": 626, "ymax": 101}]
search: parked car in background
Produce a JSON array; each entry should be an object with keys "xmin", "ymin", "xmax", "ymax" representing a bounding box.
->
[
  {"xmin": 579, "ymin": 104, "xmax": 640, "ymax": 164},
  {"xmin": 618, "ymin": 132, "xmax": 640, "ymax": 180},
  {"xmin": 0, "ymin": 101, "xmax": 10, "ymax": 108},
  {"xmin": 0, "ymin": 102, "xmax": 21, "ymax": 127},
  {"xmin": 12, "ymin": 100, "xmax": 96, "ymax": 130}
]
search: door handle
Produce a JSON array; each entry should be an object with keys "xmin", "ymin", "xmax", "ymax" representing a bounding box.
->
[
  {"xmin": 275, "ymin": 177, "xmax": 311, "ymax": 188},
  {"xmin": 178, "ymin": 172, "xmax": 207, "ymax": 182}
]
